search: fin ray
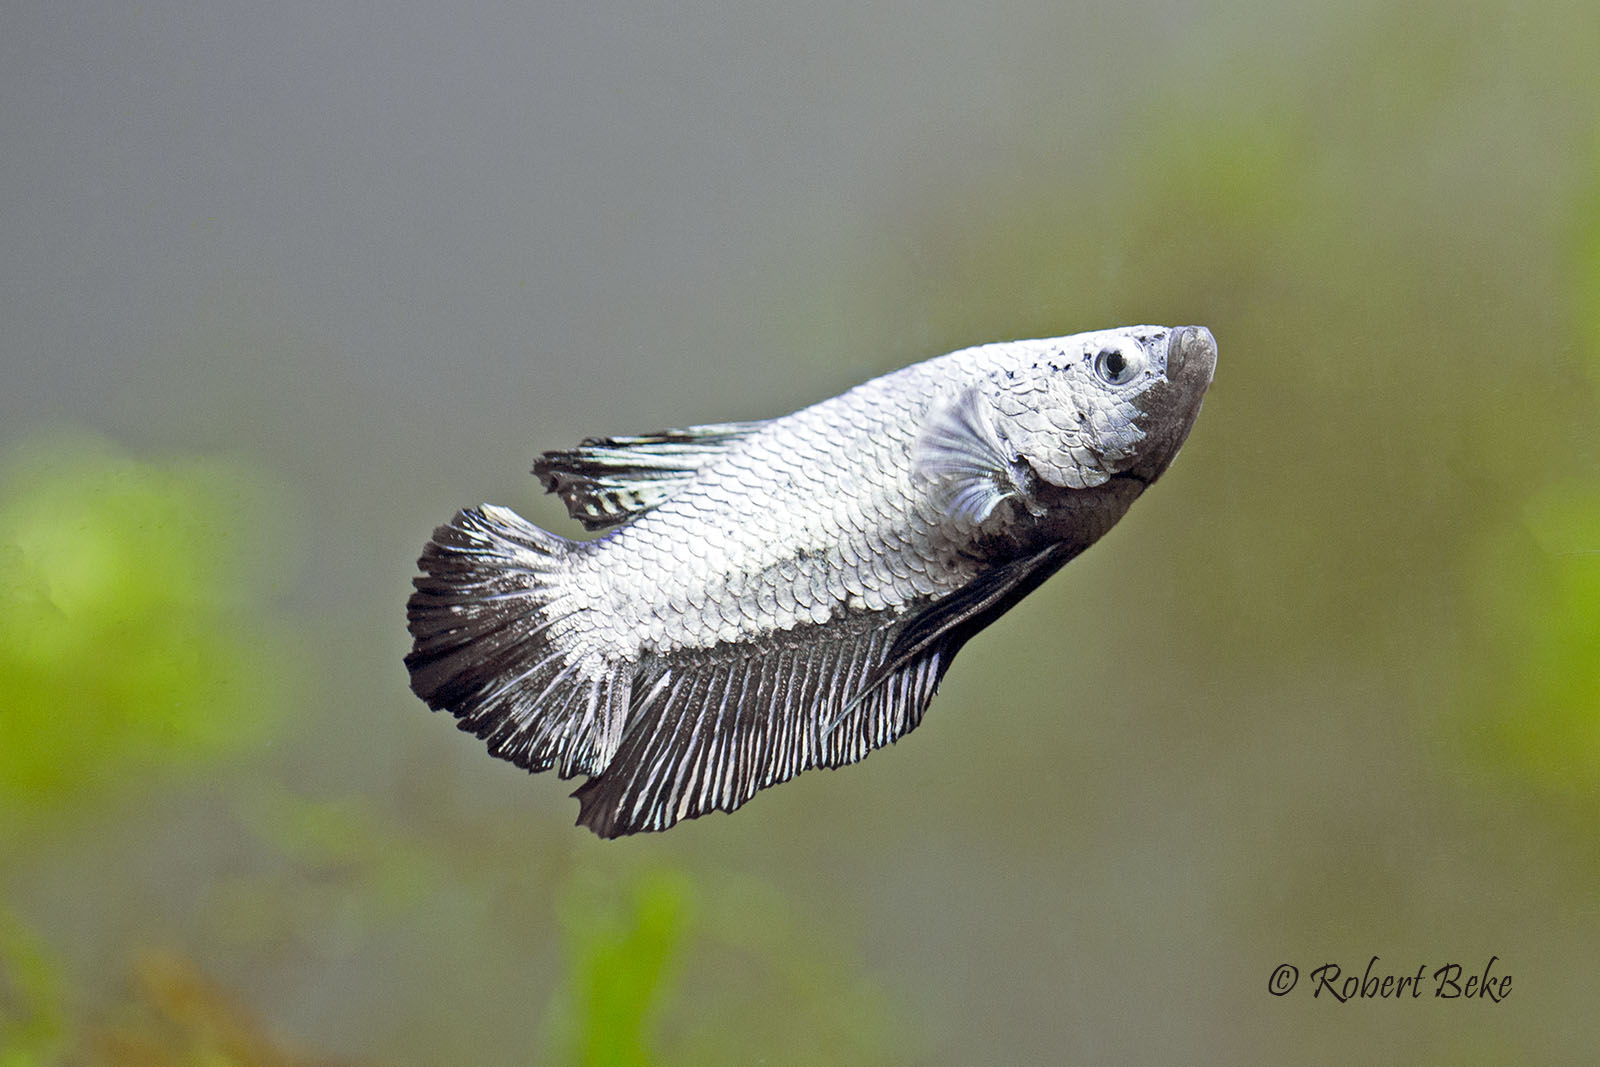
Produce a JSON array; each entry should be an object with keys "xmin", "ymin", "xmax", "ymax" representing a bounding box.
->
[
  {"xmin": 914, "ymin": 387, "xmax": 1032, "ymax": 525},
  {"xmin": 404, "ymin": 505, "xmax": 631, "ymax": 777},
  {"xmin": 570, "ymin": 610, "xmax": 950, "ymax": 838},
  {"xmin": 534, "ymin": 421, "xmax": 767, "ymax": 530}
]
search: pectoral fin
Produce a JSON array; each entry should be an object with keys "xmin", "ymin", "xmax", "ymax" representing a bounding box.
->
[{"xmin": 914, "ymin": 387, "xmax": 1034, "ymax": 525}]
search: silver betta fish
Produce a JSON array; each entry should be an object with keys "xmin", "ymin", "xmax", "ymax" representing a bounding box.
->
[{"xmin": 407, "ymin": 324, "xmax": 1216, "ymax": 836}]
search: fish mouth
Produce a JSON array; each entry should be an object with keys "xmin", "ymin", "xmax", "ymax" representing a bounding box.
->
[
  {"xmin": 1152, "ymin": 323, "xmax": 1217, "ymax": 443},
  {"xmin": 1114, "ymin": 325, "xmax": 1216, "ymax": 488},
  {"xmin": 1166, "ymin": 325, "xmax": 1217, "ymax": 384}
]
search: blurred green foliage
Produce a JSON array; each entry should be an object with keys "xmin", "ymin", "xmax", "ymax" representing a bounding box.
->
[
  {"xmin": 0, "ymin": 906, "xmax": 65, "ymax": 1067},
  {"xmin": 1470, "ymin": 484, "xmax": 1600, "ymax": 798},
  {"xmin": 1452, "ymin": 138, "xmax": 1600, "ymax": 803},
  {"xmin": 0, "ymin": 435, "xmax": 295, "ymax": 840},
  {"xmin": 0, "ymin": 435, "xmax": 310, "ymax": 1063},
  {"xmin": 659, "ymin": 873, "xmax": 911, "ymax": 1066},
  {"xmin": 543, "ymin": 868, "xmax": 691, "ymax": 1067},
  {"xmin": 211, "ymin": 794, "xmax": 909, "ymax": 1065},
  {"xmin": 542, "ymin": 865, "xmax": 911, "ymax": 1066}
]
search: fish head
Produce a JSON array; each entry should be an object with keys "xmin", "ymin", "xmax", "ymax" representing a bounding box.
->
[{"xmin": 1007, "ymin": 324, "xmax": 1216, "ymax": 491}]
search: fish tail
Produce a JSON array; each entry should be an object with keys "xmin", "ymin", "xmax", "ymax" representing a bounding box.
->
[{"xmin": 405, "ymin": 504, "xmax": 630, "ymax": 778}]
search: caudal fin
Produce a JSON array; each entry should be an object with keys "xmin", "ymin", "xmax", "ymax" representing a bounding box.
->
[{"xmin": 404, "ymin": 505, "xmax": 629, "ymax": 778}]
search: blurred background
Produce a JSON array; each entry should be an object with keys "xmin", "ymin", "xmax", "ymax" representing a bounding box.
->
[{"xmin": 2, "ymin": 1, "xmax": 1598, "ymax": 1062}]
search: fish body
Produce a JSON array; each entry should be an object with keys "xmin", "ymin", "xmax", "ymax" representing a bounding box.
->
[{"xmin": 407, "ymin": 324, "xmax": 1216, "ymax": 836}]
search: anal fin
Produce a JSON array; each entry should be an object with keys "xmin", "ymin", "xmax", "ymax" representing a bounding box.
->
[{"xmin": 569, "ymin": 612, "xmax": 944, "ymax": 838}]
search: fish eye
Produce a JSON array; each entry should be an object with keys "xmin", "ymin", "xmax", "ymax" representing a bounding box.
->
[{"xmin": 1093, "ymin": 341, "xmax": 1144, "ymax": 386}]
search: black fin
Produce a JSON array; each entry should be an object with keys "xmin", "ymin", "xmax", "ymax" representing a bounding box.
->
[
  {"xmin": 570, "ymin": 613, "xmax": 946, "ymax": 837},
  {"xmin": 856, "ymin": 542, "xmax": 1078, "ymax": 702},
  {"xmin": 405, "ymin": 505, "xmax": 629, "ymax": 776},
  {"xmin": 533, "ymin": 421, "xmax": 767, "ymax": 530}
]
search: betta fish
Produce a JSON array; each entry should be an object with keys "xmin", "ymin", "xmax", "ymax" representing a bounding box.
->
[{"xmin": 406, "ymin": 324, "xmax": 1216, "ymax": 836}]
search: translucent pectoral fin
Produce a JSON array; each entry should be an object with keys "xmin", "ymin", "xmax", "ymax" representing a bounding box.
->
[{"xmin": 913, "ymin": 386, "xmax": 1030, "ymax": 524}]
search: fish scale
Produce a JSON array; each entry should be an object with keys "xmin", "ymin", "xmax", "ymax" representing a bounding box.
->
[{"xmin": 406, "ymin": 324, "xmax": 1215, "ymax": 835}]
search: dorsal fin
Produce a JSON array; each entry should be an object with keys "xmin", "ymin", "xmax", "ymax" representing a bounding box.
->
[{"xmin": 533, "ymin": 421, "xmax": 766, "ymax": 530}]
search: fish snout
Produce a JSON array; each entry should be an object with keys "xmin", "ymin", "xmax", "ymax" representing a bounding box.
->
[{"xmin": 1166, "ymin": 325, "xmax": 1217, "ymax": 384}]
